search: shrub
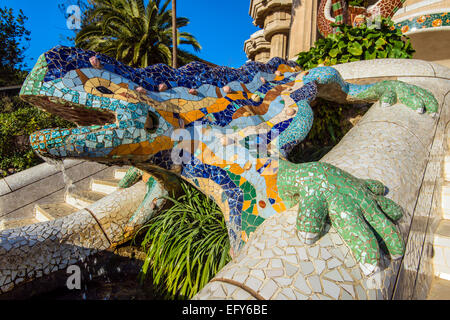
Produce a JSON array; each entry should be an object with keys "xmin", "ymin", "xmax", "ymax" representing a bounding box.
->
[
  {"xmin": 296, "ymin": 18, "xmax": 415, "ymax": 70},
  {"xmin": 0, "ymin": 96, "xmax": 75, "ymax": 176},
  {"xmin": 347, "ymin": 0, "xmax": 368, "ymax": 6},
  {"xmin": 137, "ymin": 180, "xmax": 231, "ymax": 299}
]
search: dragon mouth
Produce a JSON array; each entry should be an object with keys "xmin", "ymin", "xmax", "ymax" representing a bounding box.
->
[
  {"xmin": 21, "ymin": 94, "xmax": 119, "ymax": 159},
  {"xmin": 22, "ymin": 93, "xmax": 160, "ymax": 161},
  {"xmin": 21, "ymin": 94, "xmax": 117, "ymax": 127},
  {"xmin": 20, "ymin": 49, "xmax": 160, "ymax": 161}
]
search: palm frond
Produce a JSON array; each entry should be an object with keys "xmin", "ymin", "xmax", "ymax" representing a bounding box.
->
[{"xmin": 75, "ymin": 0, "xmax": 202, "ymax": 67}]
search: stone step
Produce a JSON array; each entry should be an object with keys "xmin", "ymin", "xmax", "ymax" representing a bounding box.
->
[
  {"xmin": 114, "ymin": 168, "xmax": 129, "ymax": 180},
  {"xmin": 90, "ymin": 179, "xmax": 120, "ymax": 195},
  {"xmin": 427, "ymin": 277, "xmax": 450, "ymax": 300},
  {"xmin": 442, "ymin": 182, "xmax": 450, "ymax": 195},
  {"xmin": 433, "ymin": 220, "xmax": 450, "ymax": 279},
  {"xmin": 0, "ymin": 217, "xmax": 40, "ymax": 231},
  {"xmin": 34, "ymin": 203, "xmax": 78, "ymax": 222},
  {"xmin": 442, "ymin": 208, "xmax": 450, "ymax": 221},
  {"xmin": 65, "ymin": 189, "xmax": 106, "ymax": 210},
  {"xmin": 444, "ymin": 155, "xmax": 450, "ymax": 181},
  {"xmin": 440, "ymin": 182, "xmax": 450, "ymax": 219}
]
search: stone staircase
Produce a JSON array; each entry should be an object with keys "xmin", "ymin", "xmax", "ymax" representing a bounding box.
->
[
  {"xmin": 427, "ymin": 155, "xmax": 450, "ymax": 299},
  {"xmin": 0, "ymin": 166, "xmax": 129, "ymax": 231}
]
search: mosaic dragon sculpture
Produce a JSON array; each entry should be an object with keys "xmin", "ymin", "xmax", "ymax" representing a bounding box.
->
[
  {"xmin": 318, "ymin": 0, "xmax": 406, "ymax": 37},
  {"xmin": 20, "ymin": 46, "xmax": 437, "ymax": 277}
]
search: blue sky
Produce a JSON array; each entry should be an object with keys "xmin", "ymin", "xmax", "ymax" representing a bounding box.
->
[{"xmin": 4, "ymin": 0, "xmax": 261, "ymax": 70}]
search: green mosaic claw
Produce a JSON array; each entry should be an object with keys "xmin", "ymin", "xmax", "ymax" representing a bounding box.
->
[
  {"xmin": 355, "ymin": 80, "xmax": 439, "ymax": 114},
  {"xmin": 118, "ymin": 167, "xmax": 143, "ymax": 188},
  {"xmin": 277, "ymin": 160, "xmax": 405, "ymax": 276}
]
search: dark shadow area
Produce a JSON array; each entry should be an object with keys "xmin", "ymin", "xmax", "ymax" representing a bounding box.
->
[
  {"xmin": 288, "ymin": 98, "xmax": 371, "ymax": 163},
  {"xmin": 1, "ymin": 237, "xmax": 164, "ymax": 300}
]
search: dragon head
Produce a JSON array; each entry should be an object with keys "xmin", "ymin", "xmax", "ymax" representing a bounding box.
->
[
  {"xmin": 20, "ymin": 46, "xmax": 176, "ymax": 170},
  {"xmin": 21, "ymin": 46, "xmax": 302, "ymax": 174}
]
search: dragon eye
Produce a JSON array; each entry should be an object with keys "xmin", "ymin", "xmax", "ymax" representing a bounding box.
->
[
  {"xmin": 145, "ymin": 111, "xmax": 159, "ymax": 133},
  {"xmin": 96, "ymin": 86, "xmax": 114, "ymax": 94}
]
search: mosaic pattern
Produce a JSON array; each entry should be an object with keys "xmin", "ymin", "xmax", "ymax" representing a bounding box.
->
[
  {"xmin": 194, "ymin": 206, "xmax": 400, "ymax": 300},
  {"xmin": 395, "ymin": 12, "xmax": 450, "ymax": 34},
  {"xmin": 21, "ymin": 46, "xmax": 438, "ymax": 275},
  {"xmin": 277, "ymin": 161, "xmax": 404, "ymax": 274},
  {"xmin": 318, "ymin": 0, "xmax": 407, "ymax": 37},
  {"xmin": 332, "ymin": 0, "xmax": 345, "ymax": 33},
  {"xmin": 195, "ymin": 71, "xmax": 447, "ymax": 300},
  {"xmin": 0, "ymin": 179, "xmax": 167, "ymax": 295}
]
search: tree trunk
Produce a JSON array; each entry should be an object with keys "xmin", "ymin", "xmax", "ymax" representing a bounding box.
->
[{"xmin": 172, "ymin": 0, "xmax": 177, "ymax": 68}]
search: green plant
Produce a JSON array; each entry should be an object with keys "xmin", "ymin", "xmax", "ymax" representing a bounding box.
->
[
  {"xmin": 75, "ymin": 0, "xmax": 201, "ymax": 67},
  {"xmin": 296, "ymin": 18, "xmax": 414, "ymax": 70},
  {"xmin": 347, "ymin": 0, "xmax": 368, "ymax": 7},
  {"xmin": 0, "ymin": 96, "xmax": 75, "ymax": 176},
  {"xmin": 137, "ymin": 180, "xmax": 231, "ymax": 299},
  {"xmin": 0, "ymin": 6, "xmax": 31, "ymax": 86}
]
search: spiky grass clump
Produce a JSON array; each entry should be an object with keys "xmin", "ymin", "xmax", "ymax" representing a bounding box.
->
[{"xmin": 138, "ymin": 181, "xmax": 231, "ymax": 299}]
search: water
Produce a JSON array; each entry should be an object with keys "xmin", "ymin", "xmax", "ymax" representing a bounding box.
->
[
  {"xmin": 30, "ymin": 248, "xmax": 163, "ymax": 300},
  {"xmin": 37, "ymin": 154, "xmax": 75, "ymax": 193},
  {"xmin": 29, "ymin": 157, "xmax": 164, "ymax": 300}
]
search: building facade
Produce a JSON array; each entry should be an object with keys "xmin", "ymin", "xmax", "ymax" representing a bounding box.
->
[
  {"xmin": 392, "ymin": 0, "xmax": 450, "ymax": 67},
  {"xmin": 244, "ymin": 0, "xmax": 319, "ymax": 62},
  {"xmin": 244, "ymin": 0, "xmax": 450, "ymax": 67}
]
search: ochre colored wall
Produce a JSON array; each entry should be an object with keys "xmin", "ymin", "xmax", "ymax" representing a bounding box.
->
[
  {"xmin": 288, "ymin": 0, "xmax": 319, "ymax": 59},
  {"xmin": 393, "ymin": 0, "xmax": 450, "ymax": 68},
  {"xmin": 409, "ymin": 29, "xmax": 450, "ymax": 68}
]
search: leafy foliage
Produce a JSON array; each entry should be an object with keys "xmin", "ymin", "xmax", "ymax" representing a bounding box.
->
[
  {"xmin": 137, "ymin": 180, "xmax": 231, "ymax": 299},
  {"xmin": 296, "ymin": 19, "xmax": 415, "ymax": 70},
  {"xmin": 75, "ymin": 0, "xmax": 202, "ymax": 67},
  {"xmin": 293, "ymin": 19, "xmax": 408, "ymax": 162},
  {"xmin": 346, "ymin": 0, "xmax": 368, "ymax": 7},
  {"xmin": 0, "ymin": 6, "xmax": 31, "ymax": 86},
  {"xmin": 0, "ymin": 96, "xmax": 75, "ymax": 177}
]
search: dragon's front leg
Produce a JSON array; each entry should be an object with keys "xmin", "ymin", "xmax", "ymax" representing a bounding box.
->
[
  {"xmin": 277, "ymin": 160, "xmax": 405, "ymax": 276},
  {"xmin": 273, "ymin": 65, "xmax": 439, "ymax": 276},
  {"xmin": 301, "ymin": 66, "xmax": 439, "ymax": 115}
]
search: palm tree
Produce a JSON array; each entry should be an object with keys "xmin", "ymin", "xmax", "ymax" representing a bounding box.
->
[
  {"xmin": 75, "ymin": 0, "xmax": 201, "ymax": 68},
  {"xmin": 171, "ymin": 0, "xmax": 177, "ymax": 68}
]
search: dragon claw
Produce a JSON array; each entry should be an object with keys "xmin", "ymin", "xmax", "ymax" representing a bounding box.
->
[
  {"xmin": 278, "ymin": 161, "xmax": 406, "ymax": 276},
  {"xmin": 297, "ymin": 231, "xmax": 321, "ymax": 245},
  {"xmin": 416, "ymin": 107, "xmax": 425, "ymax": 114},
  {"xmin": 360, "ymin": 262, "xmax": 381, "ymax": 276}
]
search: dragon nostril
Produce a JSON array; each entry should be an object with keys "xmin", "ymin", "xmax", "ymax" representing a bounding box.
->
[
  {"xmin": 145, "ymin": 111, "xmax": 159, "ymax": 133},
  {"xmin": 96, "ymin": 86, "xmax": 114, "ymax": 94}
]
